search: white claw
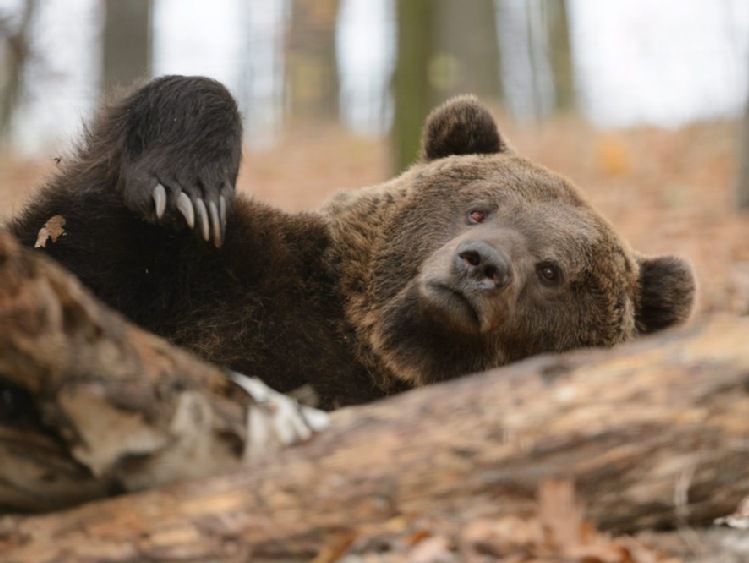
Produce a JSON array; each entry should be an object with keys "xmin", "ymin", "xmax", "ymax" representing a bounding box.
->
[
  {"xmin": 208, "ymin": 200, "xmax": 221, "ymax": 248},
  {"xmin": 195, "ymin": 198, "xmax": 210, "ymax": 242},
  {"xmin": 176, "ymin": 192, "xmax": 194, "ymax": 228},
  {"xmin": 153, "ymin": 184, "xmax": 166, "ymax": 218},
  {"xmin": 219, "ymin": 195, "xmax": 227, "ymax": 240}
]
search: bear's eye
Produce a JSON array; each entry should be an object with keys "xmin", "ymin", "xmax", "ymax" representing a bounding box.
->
[
  {"xmin": 468, "ymin": 210, "xmax": 487, "ymax": 225},
  {"xmin": 537, "ymin": 262, "xmax": 562, "ymax": 286}
]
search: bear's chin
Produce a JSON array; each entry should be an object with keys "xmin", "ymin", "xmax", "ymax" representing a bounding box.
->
[
  {"xmin": 371, "ymin": 284, "xmax": 504, "ymax": 386},
  {"xmin": 419, "ymin": 280, "xmax": 500, "ymax": 335}
]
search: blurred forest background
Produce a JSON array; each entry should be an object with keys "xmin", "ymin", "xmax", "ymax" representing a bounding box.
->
[{"xmin": 1, "ymin": 0, "xmax": 749, "ymax": 318}]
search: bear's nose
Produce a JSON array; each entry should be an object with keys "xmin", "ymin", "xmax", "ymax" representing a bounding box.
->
[{"xmin": 455, "ymin": 240, "xmax": 512, "ymax": 290}]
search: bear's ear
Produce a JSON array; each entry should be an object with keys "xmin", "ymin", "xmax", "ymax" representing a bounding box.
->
[
  {"xmin": 636, "ymin": 255, "xmax": 696, "ymax": 334},
  {"xmin": 420, "ymin": 95, "xmax": 510, "ymax": 161}
]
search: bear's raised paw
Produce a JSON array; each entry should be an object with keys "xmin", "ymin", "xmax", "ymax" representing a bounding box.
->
[{"xmin": 116, "ymin": 75, "xmax": 243, "ymax": 247}]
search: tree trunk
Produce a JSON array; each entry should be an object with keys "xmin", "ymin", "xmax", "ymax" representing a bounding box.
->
[
  {"xmin": 391, "ymin": 0, "xmax": 434, "ymax": 173},
  {"xmin": 432, "ymin": 0, "xmax": 502, "ymax": 102},
  {"xmin": 737, "ymin": 70, "xmax": 749, "ymax": 209},
  {"xmin": 0, "ymin": 0, "xmax": 37, "ymax": 140},
  {"xmin": 545, "ymin": 0, "xmax": 574, "ymax": 112},
  {"xmin": 101, "ymin": 0, "xmax": 152, "ymax": 97},
  {"xmin": 1, "ymin": 246, "xmax": 748, "ymax": 563},
  {"xmin": 284, "ymin": 0, "xmax": 340, "ymax": 125}
]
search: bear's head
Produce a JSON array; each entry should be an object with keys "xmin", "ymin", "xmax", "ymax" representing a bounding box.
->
[{"xmin": 330, "ymin": 97, "xmax": 696, "ymax": 388}]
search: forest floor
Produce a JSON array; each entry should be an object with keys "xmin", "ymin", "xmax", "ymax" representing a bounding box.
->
[{"xmin": 1, "ymin": 115, "xmax": 748, "ymax": 319}]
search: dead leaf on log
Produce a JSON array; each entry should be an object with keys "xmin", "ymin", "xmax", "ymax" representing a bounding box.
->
[{"xmin": 33, "ymin": 215, "xmax": 66, "ymax": 248}]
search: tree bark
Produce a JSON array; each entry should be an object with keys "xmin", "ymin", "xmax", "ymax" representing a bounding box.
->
[
  {"xmin": 391, "ymin": 0, "xmax": 435, "ymax": 173},
  {"xmin": 0, "ymin": 251, "xmax": 747, "ymax": 563},
  {"xmin": 545, "ymin": 0, "xmax": 574, "ymax": 112},
  {"xmin": 0, "ymin": 228, "xmax": 328, "ymax": 514}
]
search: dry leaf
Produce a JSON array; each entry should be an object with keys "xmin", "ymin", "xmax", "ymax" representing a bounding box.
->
[
  {"xmin": 539, "ymin": 478, "xmax": 586, "ymax": 550},
  {"xmin": 313, "ymin": 531, "xmax": 357, "ymax": 563},
  {"xmin": 34, "ymin": 215, "xmax": 66, "ymax": 248},
  {"xmin": 408, "ymin": 536, "xmax": 453, "ymax": 563}
]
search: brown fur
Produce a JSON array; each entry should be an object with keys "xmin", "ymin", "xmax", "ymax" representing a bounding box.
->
[{"xmin": 6, "ymin": 76, "xmax": 696, "ymax": 409}]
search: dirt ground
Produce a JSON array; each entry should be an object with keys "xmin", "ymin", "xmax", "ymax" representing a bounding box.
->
[{"xmin": 1, "ymin": 116, "xmax": 748, "ymax": 319}]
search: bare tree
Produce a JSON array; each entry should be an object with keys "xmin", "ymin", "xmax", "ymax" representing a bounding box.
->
[
  {"xmin": 285, "ymin": 0, "xmax": 340, "ymax": 125},
  {"xmin": 0, "ymin": 0, "xmax": 37, "ymax": 140},
  {"xmin": 544, "ymin": 0, "xmax": 574, "ymax": 112},
  {"xmin": 522, "ymin": 0, "xmax": 574, "ymax": 117},
  {"xmin": 738, "ymin": 68, "xmax": 749, "ymax": 209},
  {"xmin": 391, "ymin": 0, "xmax": 434, "ymax": 174},
  {"xmin": 494, "ymin": 0, "xmax": 573, "ymax": 119},
  {"xmin": 101, "ymin": 0, "xmax": 152, "ymax": 97},
  {"xmin": 432, "ymin": 0, "xmax": 502, "ymax": 102},
  {"xmin": 392, "ymin": 0, "xmax": 504, "ymax": 174}
]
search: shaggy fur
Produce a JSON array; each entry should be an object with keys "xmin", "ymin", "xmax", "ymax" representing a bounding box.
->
[{"xmin": 7, "ymin": 76, "xmax": 696, "ymax": 409}]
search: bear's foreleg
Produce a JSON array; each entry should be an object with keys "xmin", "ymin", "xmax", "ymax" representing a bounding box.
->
[{"xmin": 113, "ymin": 75, "xmax": 243, "ymax": 247}]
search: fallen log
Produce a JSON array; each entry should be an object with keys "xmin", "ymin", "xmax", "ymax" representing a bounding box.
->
[
  {"xmin": 0, "ymin": 257, "xmax": 747, "ymax": 563},
  {"xmin": 0, "ymin": 229, "xmax": 325, "ymax": 513}
]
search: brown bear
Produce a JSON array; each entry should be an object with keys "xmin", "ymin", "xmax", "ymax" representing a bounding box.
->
[{"xmin": 7, "ymin": 76, "xmax": 695, "ymax": 410}]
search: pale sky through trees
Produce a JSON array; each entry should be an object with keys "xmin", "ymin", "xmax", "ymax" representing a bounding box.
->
[{"xmin": 0, "ymin": 0, "xmax": 748, "ymax": 152}]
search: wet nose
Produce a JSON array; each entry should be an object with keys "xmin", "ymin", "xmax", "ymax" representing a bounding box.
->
[{"xmin": 455, "ymin": 240, "xmax": 512, "ymax": 290}]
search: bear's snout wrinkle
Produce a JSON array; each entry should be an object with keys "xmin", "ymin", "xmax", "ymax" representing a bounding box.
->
[{"xmin": 455, "ymin": 240, "xmax": 511, "ymax": 291}]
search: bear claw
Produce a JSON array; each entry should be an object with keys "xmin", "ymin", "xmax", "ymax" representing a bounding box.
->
[
  {"xmin": 176, "ymin": 192, "xmax": 194, "ymax": 228},
  {"xmin": 195, "ymin": 198, "xmax": 210, "ymax": 243},
  {"xmin": 154, "ymin": 187, "xmax": 226, "ymax": 247},
  {"xmin": 219, "ymin": 195, "xmax": 227, "ymax": 241},
  {"xmin": 208, "ymin": 200, "xmax": 220, "ymax": 247},
  {"xmin": 153, "ymin": 184, "xmax": 166, "ymax": 218}
]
